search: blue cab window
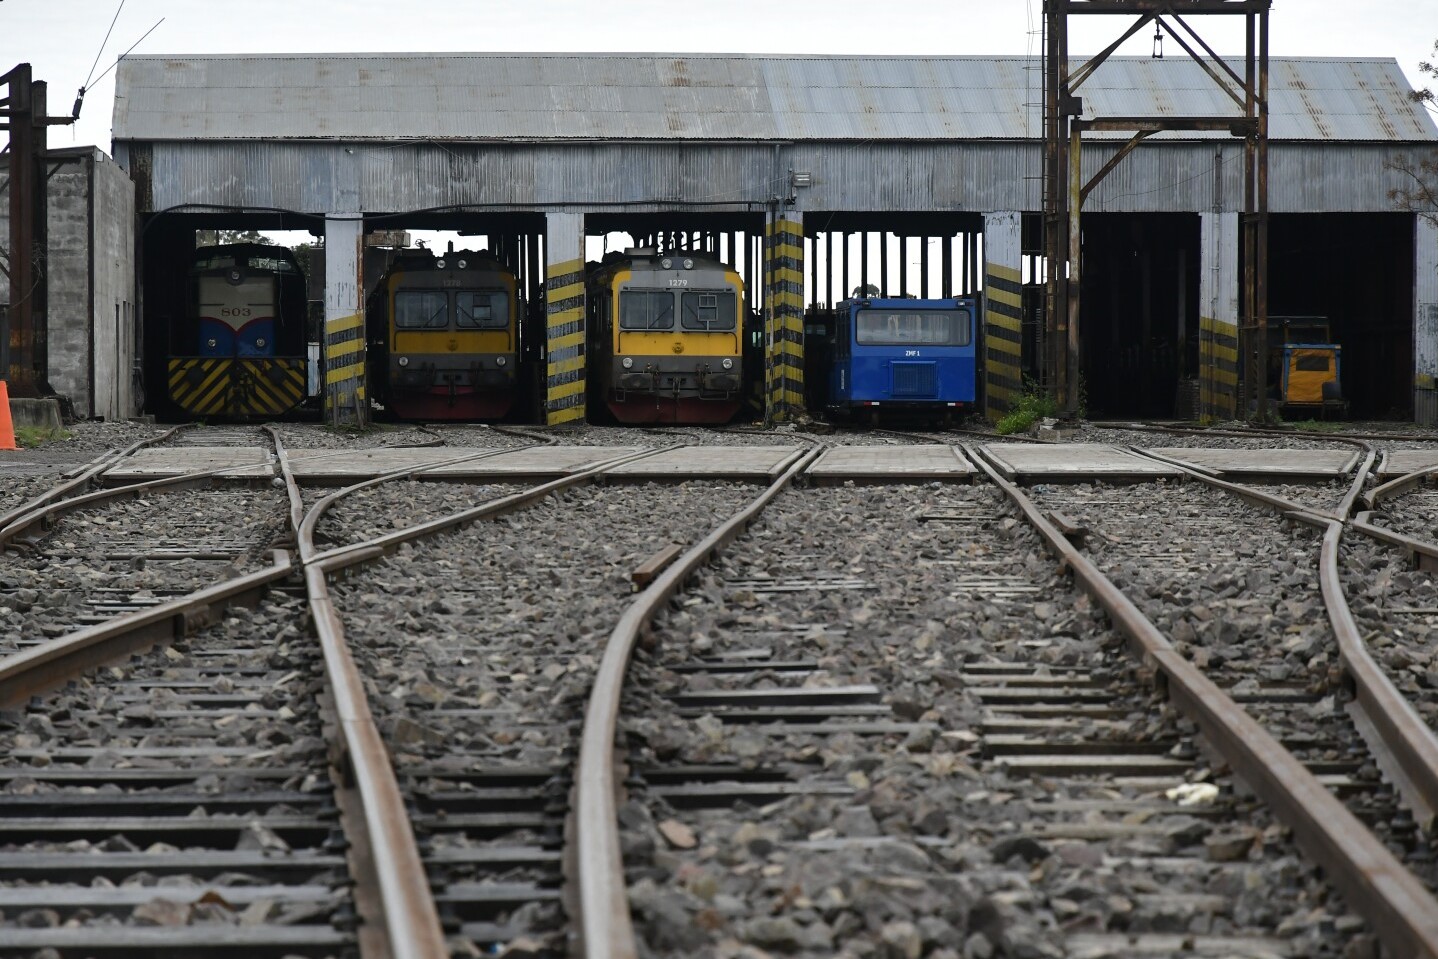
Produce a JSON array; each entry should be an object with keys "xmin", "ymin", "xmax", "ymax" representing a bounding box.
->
[{"xmin": 856, "ymin": 309, "xmax": 970, "ymax": 347}]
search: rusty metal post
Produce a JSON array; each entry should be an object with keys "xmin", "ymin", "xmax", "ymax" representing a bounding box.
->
[
  {"xmin": 1044, "ymin": 2, "xmax": 1074, "ymax": 410},
  {"xmin": 1068, "ymin": 126, "xmax": 1083, "ymax": 412},
  {"xmin": 3, "ymin": 65, "xmax": 38, "ymax": 393},
  {"xmin": 1256, "ymin": 10, "xmax": 1270, "ymax": 420}
]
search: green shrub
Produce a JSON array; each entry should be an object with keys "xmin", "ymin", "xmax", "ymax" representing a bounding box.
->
[
  {"xmin": 995, "ymin": 387, "xmax": 1059, "ymax": 435},
  {"xmin": 15, "ymin": 427, "xmax": 73, "ymax": 448}
]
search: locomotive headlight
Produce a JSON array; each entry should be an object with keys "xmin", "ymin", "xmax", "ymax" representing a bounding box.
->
[
  {"xmin": 255, "ymin": 337, "xmax": 267, "ymax": 348},
  {"xmin": 436, "ymin": 259, "xmax": 447, "ymax": 270},
  {"xmin": 622, "ymin": 357, "xmax": 634, "ymax": 369},
  {"xmin": 207, "ymin": 338, "xmax": 217, "ymax": 348},
  {"xmin": 660, "ymin": 258, "xmax": 672, "ymax": 270},
  {"xmin": 683, "ymin": 258, "xmax": 694, "ymax": 270},
  {"xmin": 721, "ymin": 357, "xmax": 733, "ymax": 370},
  {"xmin": 457, "ymin": 259, "xmax": 468, "ymax": 269},
  {"xmin": 398, "ymin": 356, "xmax": 410, "ymax": 367},
  {"xmin": 495, "ymin": 356, "xmax": 506, "ymax": 367}
]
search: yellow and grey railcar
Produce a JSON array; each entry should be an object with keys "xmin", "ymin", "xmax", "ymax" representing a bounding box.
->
[
  {"xmin": 586, "ymin": 250, "xmax": 744, "ymax": 424},
  {"xmin": 366, "ymin": 249, "xmax": 519, "ymax": 420}
]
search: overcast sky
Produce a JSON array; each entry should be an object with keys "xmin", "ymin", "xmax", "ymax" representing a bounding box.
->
[{"xmin": 2, "ymin": 0, "xmax": 1436, "ymax": 152}]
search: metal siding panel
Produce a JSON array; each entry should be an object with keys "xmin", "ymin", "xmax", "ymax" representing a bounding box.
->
[
  {"xmin": 141, "ymin": 141, "xmax": 1423, "ymax": 217},
  {"xmin": 114, "ymin": 54, "xmax": 1438, "ymax": 144}
]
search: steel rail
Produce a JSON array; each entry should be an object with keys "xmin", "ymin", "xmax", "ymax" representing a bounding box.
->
[
  {"xmin": 0, "ymin": 424, "xmax": 188, "ymax": 532},
  {"xmin": 964, "ymin": 445, "xmax": 1438, "ymax": 959},
  {"xmin": 303, "ymin": 447, "xmax": 672, "ymax": 568},
  {"xmin": 303, "ymin": 561, "xmax": 448, "ymax": 959},
  {"xmin": 1129, "ymin": 447, "xmax": 1340, "ymax": 522},
  {"xmin": 0, "ymin": 431, "xmax": 377, "ymax": 548},
  {"xmin": 1138, "ymin": 446, "xmax": 1438, "ymax": 831},
  {"xmin": 294, "ymin": 442, "xmax": 679, "ymax": 958},
  {"xmin": 1364, "ymin": 463, "xmax": 1438, "ymax": 512},
  {"xmin": 573, "ymin": 443, "xmax": 825, "ymax": 959},
  {"xmin": 0, "ymin": 550, "xmax": 292, "ymax": 709}
]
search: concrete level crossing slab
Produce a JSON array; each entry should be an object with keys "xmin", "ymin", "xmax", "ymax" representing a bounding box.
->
[
  {"xmin": 1141, "ymin": 447, "xmax": 1359, "ymax": 478},
  {"xmin": 806, "ymin": 445, "xmax": 972, "ymax": 483},
  {"xmin": 605, "ymin": 446, "xmax": 805, "ymax": 481},
  {"xmin": 104, "ymin": 447, "xmax": 275, "ymax": 482},
  {"xmin": 1379, "ymin": 449, "xmax": 1438, "ymax": 477},
  {"xmin": 284, "ymin": 446, "xmax": 642, "ymax": 484},
  {"xmin": 979, "ymin": 443, "xmax": 1182, "ymax": 481}
]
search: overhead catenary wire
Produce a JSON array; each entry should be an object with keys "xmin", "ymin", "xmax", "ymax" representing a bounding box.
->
[{"xmin": 83, "ymin": 0, "xmax": 127, "ymax": 91}]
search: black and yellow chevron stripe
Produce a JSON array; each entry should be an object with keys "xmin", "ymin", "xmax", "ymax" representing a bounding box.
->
[
  {"xmin": 1199, "ymin": 315, "xmax": 1239, "ymax": 420},
  {"xmin": 546, "ymin": 257, "xmax": 586, "ymax": 426},
  {"xmin": 169, "ymin": 357, "xmax": 306, "ymax": 418},
  {"xmin": 984, "ymin": 263, "xmax": 1023, "ymax": 421},
  {"xmin": 764, "ymin": 217, "xmax": 805, "ymax": 422}
]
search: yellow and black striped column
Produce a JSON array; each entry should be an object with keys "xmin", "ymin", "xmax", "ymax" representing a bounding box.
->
[
  {"xmin": 1199, "ymin": 212, "xmax": 1239, "ymax": 420},
  {"xmin": 545, "ymin": 212, "xmax": 586, "ymax": 426},
  {"xmin": 324, "ymin": 215, "xmax": 368, "ymax": 427},
  {"xmin": 983, "ymin": 212, "xmax": 1024, "ymax": 421},
  {"xmin": 763, "ymin": 215, "xmax": 805, "ymax": 422}
]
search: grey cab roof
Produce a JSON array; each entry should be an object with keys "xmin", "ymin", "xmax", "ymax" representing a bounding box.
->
[{"xmin": 112, "ymin": 52, "xmax": 1438, "ymax": 144}]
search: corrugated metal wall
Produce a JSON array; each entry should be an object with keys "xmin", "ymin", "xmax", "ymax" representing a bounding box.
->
[{"xmin": 143, "ymin": 141, "xmax": 1429, "ymax": 216}]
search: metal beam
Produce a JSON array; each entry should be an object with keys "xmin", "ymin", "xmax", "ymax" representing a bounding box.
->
[{"xmin": 1042, "ymin": 2, "xmax": 1270, "ymax": 421}]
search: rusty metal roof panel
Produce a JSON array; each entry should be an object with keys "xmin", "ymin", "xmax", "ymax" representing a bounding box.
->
[{"xmin": 113, "ymin": 53, "xmax": 1437, "ymax": 144}]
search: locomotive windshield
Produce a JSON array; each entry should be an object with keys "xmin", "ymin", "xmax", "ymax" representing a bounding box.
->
[
  {"xmin": 856, "ymin": 309, "xmax": 971, "ymax": 347},
  {"xmin": 394, "ymin": 291, "xmax": 449, "ymax": 329},
  {"xmin": 619, "ymin": 290, "xmax": 675, "ymax": 330},
  {"xmin": 681, "ymin": 291, "xmax": 737, "ymax": 331},
  {"xmin": 456, "ymin": 291, "xmax": 509, "ymax": 330}
]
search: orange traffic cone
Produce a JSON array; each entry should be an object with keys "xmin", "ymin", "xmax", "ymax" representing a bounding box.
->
[{"xmin": 0, "ymin": 380, "xmax": 16, "ymax": 450}]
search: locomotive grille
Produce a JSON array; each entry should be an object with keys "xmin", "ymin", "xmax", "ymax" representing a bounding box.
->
[{"xmin": 891, "ymin": 361, "xmax": 938, "ymax": 398}]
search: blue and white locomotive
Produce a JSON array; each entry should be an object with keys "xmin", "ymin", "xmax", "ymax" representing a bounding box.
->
[{"xmin": 825, "ymin": 296, "xmax": 979, "ymax": 420}]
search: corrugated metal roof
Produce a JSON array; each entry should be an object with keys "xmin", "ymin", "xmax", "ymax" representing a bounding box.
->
[{"xmin": 112, "ymin": 53, "xmax": 1438, "ymax": 143}]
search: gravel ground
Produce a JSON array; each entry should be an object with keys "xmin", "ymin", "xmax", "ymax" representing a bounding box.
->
[
  {"xmin": 1079, "ymin": 423, "xmax": 1359, "ymax": 451},
  {"xmin": 1337, "ymin": 534, "xmax": 1438, "ymax": 733},
  {"xmin": 1370, "ymin": 486, "xmax": 1438, "ymax": 542},
  {"xmin": 328, "ymin": 479, "xmax": 762, "ymax": 953},
  {"xmin": 1028, "ymin": 481, "xmax": 1438, "ymax": 882},
  {"xmin": 0, "ymin": 487, "xmax": 289, "ymax": 656},
  {"xmin": 0, "ymin": 586, "xmax": 348, "ymax": 943},
  {"xmin": 615, "ymin": 484, "xmax": 1361, "ymax": 958},
  {"xmin": 274, "ymin": 423, "xmax": 460, "ymax": 450},
  {"xmin": 314, "ymin": 481, "xmax": 523, "ymax": 551}
]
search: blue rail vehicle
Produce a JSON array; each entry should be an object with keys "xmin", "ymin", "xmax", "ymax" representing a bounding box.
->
[{"xmin": 826, "ymin": 296, "xmax": 979, "ymax": 421}]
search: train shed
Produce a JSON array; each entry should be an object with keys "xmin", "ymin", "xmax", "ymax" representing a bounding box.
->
[{"xmin": 110, "ymin": 53, "xmax": 1438, "ymax": 424}]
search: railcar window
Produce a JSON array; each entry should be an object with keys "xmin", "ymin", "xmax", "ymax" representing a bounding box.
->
[
  {"xmin": 620, "ymin": 290, "xmax": 675, "ymax": 330},
  {"xmin": 681, "ymin": 291, "xmax": 737, "ymax": 331},
  {"xmin": 1295, "ymin": 354, "xmax": 1333, "ymax": 372},
  {"xmin": 456, "ymin": 291, "xmax": 509, "ymax": 329},
  {"xmin": 395, "ymin": 291, "xmax": 450, "ymax": 329},
  {"xmin": 855, "ymin": 309, "xmax": 971, "ymax": 346}
]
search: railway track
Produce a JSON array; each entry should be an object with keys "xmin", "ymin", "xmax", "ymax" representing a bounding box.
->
[{"xmin": 9, "ymin": 423, "xmax": 1438, "ymax": 956}]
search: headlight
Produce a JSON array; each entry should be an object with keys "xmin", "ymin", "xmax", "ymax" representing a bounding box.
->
[
  {"xmin": 255, "ymin": 337, "xmax": 267, "ymax": 349},
  {"xmin": 457, "ymin": 259, "xmax": 467, "ymax": 269},
  {"xmin": 622, "ymin": 357, "xmax": 633, "ymax": 369},
  {"xmin": 683, "ymin": 258, "xmax": 694, "ymax": 270},
  {"xmin": 436, "ymin": 259, "xmax": 446, "ymax": 269},
  {"xmin": 206, "ymin": 338, "xmax": 217, "ymax": 348},
  {"xmin": 398, "ymin": 356, "xmax": 409, "ymax": 367},
  {"xmin": 660, "ymin": 258, "xmax": 672, "ymax": 269},
  {"xmin": 495, "ymin": 356, "xmax": 506, "ymax": 367},
  {"xmin": 721, "ymin": 357, "xmax": 733, "ymax": 370}
]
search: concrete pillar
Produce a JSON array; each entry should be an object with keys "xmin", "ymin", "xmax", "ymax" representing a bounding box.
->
[
  {"xmin": 1414, "ymin": 215, "xmax": 1438, "ymax": 426},
  {"xmin": 545, "ymin": 212, "xmax": 586, "ymax": 426},
  {"xmin": 982, "ymin": 211, "xmax": 1023, "ymax": 421},
  {"xmin": 763, "ymin": 213, "xmax": 804, "ymax": 422},
  {"xmin": 1199, "ymin": 211, "xmax": 1240, "ymax": 421},
  {"xmin": 323, "ymin": 214, "xmax": 367, "ymax": 427}
]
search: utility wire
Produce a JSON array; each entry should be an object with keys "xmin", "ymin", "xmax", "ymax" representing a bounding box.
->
[
  {"xmin": 89, "ymin": 17, "xmax": 164, "ymax": 88},
  {"xmin": 83, "ymin": 0, "xmax": 127, "ymax": 90}
]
